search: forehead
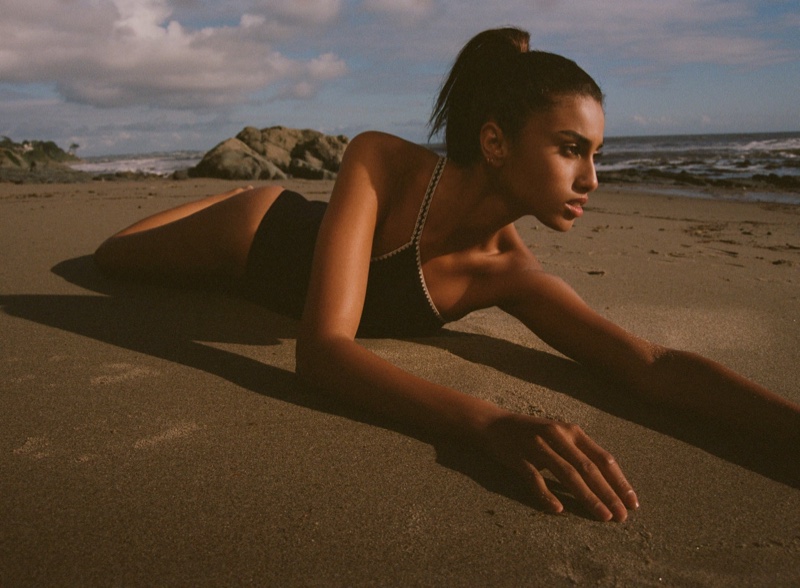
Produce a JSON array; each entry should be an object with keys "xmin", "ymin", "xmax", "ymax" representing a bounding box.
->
[{"xmin": 526, "ymin": 96, "xmax": 605, "ymax": 142}]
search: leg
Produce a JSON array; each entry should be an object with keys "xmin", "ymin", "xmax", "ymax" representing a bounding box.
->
[
  {"xmin": 94, "ymin": 186, "xmax": 285, "ymax": 287},
  {"xmin": 111, "ymin": 186, "xmax": 253, "ymax": 237}
]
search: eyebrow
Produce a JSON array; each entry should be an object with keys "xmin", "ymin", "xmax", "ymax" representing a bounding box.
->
[{"xmin": 558, "ymin": 130, "xmax": 603, "ymax": 151}]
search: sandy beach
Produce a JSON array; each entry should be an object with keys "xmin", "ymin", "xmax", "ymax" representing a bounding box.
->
[{"xmin": 2, "ymin": 177, "xmax": 798, "ymax": 586}]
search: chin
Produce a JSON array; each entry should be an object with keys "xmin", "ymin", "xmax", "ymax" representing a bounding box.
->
[{"xmin": 544, "ymin": 219, "xmax": 575, "ymax": 232}]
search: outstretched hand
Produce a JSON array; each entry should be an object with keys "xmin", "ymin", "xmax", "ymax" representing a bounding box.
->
[{"xmin": 480, "ymin": 412, "xmax": 639, "ymax": 521}]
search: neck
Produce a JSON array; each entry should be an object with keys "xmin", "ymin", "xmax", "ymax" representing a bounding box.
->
[{"xmin": 426, "ymin": 161, "xmax": 522, "ymax": 252}]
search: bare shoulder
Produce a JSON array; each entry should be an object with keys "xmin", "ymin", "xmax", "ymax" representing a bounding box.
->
[
  {"xmin": 344, "ymin": 131, "xmax": 434, "ymax": 174},
  {"xmin": 481, "ymin": 223, "xmax": 542, "ymax": 278},
  {"xmin": 437, "ymin": 224, "xmax": 543, "ymax": 318},
  {"xmin": 341, "ymin": 131, "xmax": 440, "ymax": 217}
]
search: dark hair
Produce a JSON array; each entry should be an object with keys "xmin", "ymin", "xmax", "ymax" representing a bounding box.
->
[{"xmin": 428, "ymin": 27, "xmax": 604, "ymax": 166}]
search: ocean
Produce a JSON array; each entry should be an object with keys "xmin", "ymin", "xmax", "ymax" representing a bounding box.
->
[
  {"xmin": 600, "ymin": 132, "xmax": 800, "ymax": 178},
  {"xmin": 69, "ymin": 150, "xmax": 205, "ymax": 176},
  {"xmin": 70, "ymin": 131, "xmax": 800, "ymax": 204},
  {"xmin": 596, "ymin": 131, "xmax": 800, "ymax": 205}
]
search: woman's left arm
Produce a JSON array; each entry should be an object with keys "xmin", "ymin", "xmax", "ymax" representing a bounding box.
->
[{"xmin": 500, "ymin": 267, "xmax": 800, "ymax": 444}]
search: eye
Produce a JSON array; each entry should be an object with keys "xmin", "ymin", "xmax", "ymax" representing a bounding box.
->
[{"xmin": 562, "ymin": 144, "xmax": 582, "ymax": 158}]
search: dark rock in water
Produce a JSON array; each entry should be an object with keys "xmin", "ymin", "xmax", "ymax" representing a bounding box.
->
[
  {"xmin": 673, "ymin": 170, "xmax": 708, "ymax": 186},
  {"xmin": 751, "ymin": 173, "xmax": 800, "ymax": 190},
  {"xmin": 598, "ymin": 166, "xmax": 800, "ymax": 194},
  {"xmin": 95, "ymin": 170, "xmax": 163, "ymax": 181},
  {"xmin": 189, "ymin": 126, "xmax": 348, "ymax": 181}
]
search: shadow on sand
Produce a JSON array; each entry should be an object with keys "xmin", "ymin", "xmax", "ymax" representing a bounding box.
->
[{"xmin": 1, "ymin": 255, "xmax": 795, "ymax": 517}]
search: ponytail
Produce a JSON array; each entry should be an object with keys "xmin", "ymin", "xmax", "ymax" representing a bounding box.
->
[{"xmin": 429, "ymin": 27, "xmax": 603, "ymax": 166}]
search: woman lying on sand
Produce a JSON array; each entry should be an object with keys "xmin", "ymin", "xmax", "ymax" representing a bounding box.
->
[{"xmin": 95, "ymin": 28, "xmax": 800, "ymax": 522}]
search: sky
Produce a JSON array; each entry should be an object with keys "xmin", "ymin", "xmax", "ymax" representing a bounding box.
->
[{"xmin": 1, "ymin": 0, "xmax": 799, "ymax": 156}]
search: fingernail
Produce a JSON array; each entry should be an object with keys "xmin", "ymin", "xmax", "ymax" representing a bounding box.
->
[
  {"xmin": 548, "ymin": 500, "xmax": 564, "ymax": 515},
  {"xmin": 594, "ymin": 504, "xmax": 612, "ymax": 521}
]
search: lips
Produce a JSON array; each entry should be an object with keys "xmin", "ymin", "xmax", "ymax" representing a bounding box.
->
[{"xmin": 565, "ymin": 198, "xmax": 588, "ymax": 218}]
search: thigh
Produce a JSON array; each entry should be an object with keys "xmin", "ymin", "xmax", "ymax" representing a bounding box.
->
[{"xmin": 96, "ymin": 186, "xmax": 284, "ymax": 286}]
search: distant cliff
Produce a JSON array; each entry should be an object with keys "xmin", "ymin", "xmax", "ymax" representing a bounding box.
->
[
  {"xmin": 0, "ymin": 137, "xmax": 87, "ymax": 183},
  {"xmin": 0, "ymin": 137, "xmax": 80, "ymax": 168}
]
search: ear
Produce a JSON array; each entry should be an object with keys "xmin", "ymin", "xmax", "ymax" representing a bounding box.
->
[{"xmin": 479, "ymin": 121, "xmax": 509, "ymax": 167}]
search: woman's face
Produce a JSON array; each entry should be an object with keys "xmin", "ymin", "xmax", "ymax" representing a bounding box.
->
[{"xmin": 501, "ymin": 95, "xmax": 605, "ymax": 232}]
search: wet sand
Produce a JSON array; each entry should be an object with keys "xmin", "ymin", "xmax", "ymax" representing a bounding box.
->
[{"xmin": 2, "ymin": 178, "xmax": 798, "ymax": 586}]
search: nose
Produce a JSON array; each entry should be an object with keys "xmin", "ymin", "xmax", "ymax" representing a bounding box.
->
[{"xmin": 576, "ymin": 157, "xmax": 599, "ymax": 194}]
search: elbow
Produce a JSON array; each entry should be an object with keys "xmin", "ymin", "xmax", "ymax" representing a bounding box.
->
[
  {"xmin": 295, "ymin": 328, "xmax": 354, "ymax": 388},
  {"xmin": 627, "ymin": 344, "xmax": 691, "ymax": 403},
  {"xmin": 295, "ymin": 330, "xmax": 330, "ymax": 386},
  {"xmin": 619, "ymin": 342, "xmax": 670, "ymax": 399},
  {"xmin": 294, "ymin": 335, "xmax": 314, "ymax": 384}
]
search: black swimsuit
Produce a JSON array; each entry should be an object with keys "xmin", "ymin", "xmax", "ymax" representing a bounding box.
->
[{"xmin": 242, "ymin": 157, "xmax": 448, "ymax": 337}]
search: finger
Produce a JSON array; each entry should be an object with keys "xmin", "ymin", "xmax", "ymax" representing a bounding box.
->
[
  {"xmin": 547, "ymin": 434, "xmax": 630, "ymax": 522},
  {"xmin": 533, "ymin": 441, "xmax": 616, "ymax": 522},
  {"xmin": 519, "ymin": 462, "xmax": 563, "ymax": 515},
  {"xmin": 543, "ymin": 425, "xmax": 635, "ymax": 521},
  {"xmin": 576, "ymin": 435, "xmax": 639, "ymax": 511}
]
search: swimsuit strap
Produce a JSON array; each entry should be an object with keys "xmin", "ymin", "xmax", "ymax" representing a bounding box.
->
[
  {"xmin": 413, "ymin": 157, "xmax": 446, "ymax": 323},
  {"xmin": 411, "ymin": 156, "xmax": 447, "ymax": 245},
  {"xmin": 371, "ymin": 156, "xmax": 447, "ymax": 262}
]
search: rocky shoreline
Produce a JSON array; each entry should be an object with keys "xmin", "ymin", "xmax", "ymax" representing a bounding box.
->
[
  {"xmin": 0, "ymin": 127, "xmax": 349, "ymax": 184},
  {"xmin": 598, "ymin": 168, "xmax": 800, "ymax": 192},
  {"xmin": 2, "ymin": 131, "xmax": 799, "ymax": 198}
]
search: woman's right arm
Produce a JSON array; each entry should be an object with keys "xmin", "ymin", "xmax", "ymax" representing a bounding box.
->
[
  {"xmin": 295, "ymin": 133, "xmax": 500, "ymax": 440},
  {"xmin": 294, "ymin": 134, "xmax": 637, "ymax": 522}
]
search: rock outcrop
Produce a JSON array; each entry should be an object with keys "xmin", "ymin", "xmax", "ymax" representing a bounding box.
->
[
  {"xmin": 0, "ymin": 137, "xmax": 79, "ymax": 170},
  {"xmin": 189, "ymin": 126, "xmax": 349, "ymax": 181},
  {"xmin": 0, "ymin": 137, "xmax": 89, "ymax": 183}
]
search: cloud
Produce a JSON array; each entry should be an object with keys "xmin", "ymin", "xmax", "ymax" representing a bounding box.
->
[
  {"xmin": 2, "ymin": 0, "xmax": 797, "ymax": 153},
  {"xmin": 265, "ymin": 0, "xmax": 343, "ymax": 25},
  {"xmin": 0, "ymin": 0, "xmax": 347, "ymax": 109},
  {"xmin": 306, "ymin": 52, "xmax": 348, "ymax": 80},
  {"xmin": 361, "ymin": 0, "xmax": 434, "ymax": 20},
  {"xmin": 268, "ymin": 52, "xmax": 348, "ymax": 101},
  {"xmin": 164, "ymin": 0, "xmax": 343, "ymax": 31},
  {"xmin": 538, "ymin": 0, "xmax": 795, "ymax": 67},
  {"xmin": 412, "ymin": 0, "xmax": 797, "ymax": 68}
]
